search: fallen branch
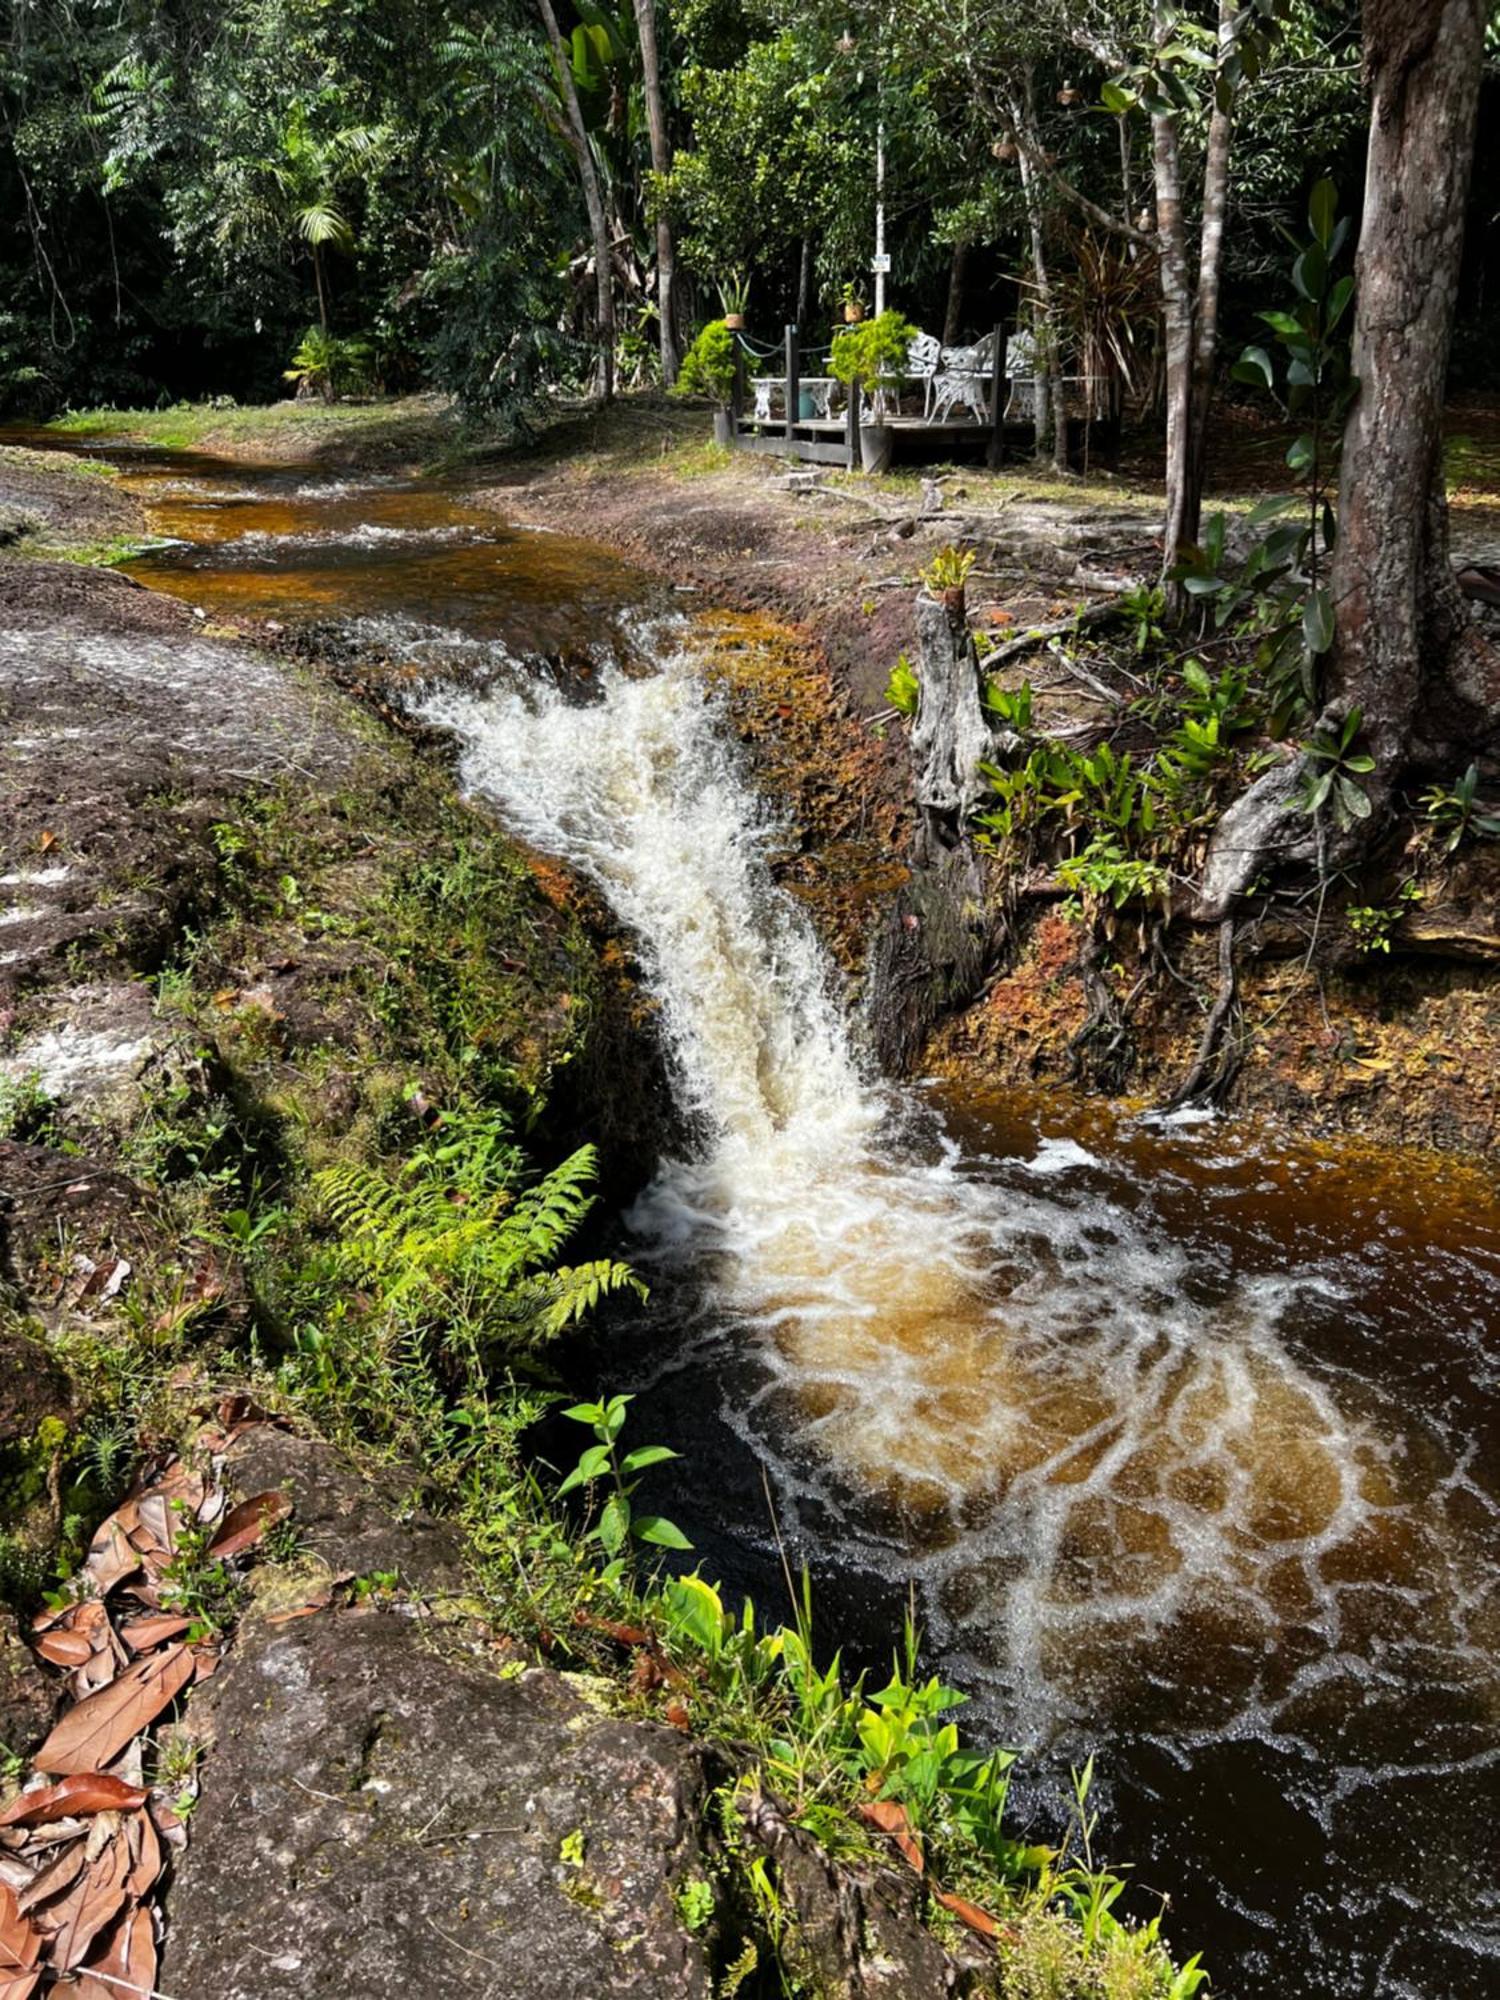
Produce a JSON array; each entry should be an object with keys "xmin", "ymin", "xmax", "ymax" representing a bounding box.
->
[{"xmin": 979, "ymin": 600, "xmax": 1127, "ymax": 673}]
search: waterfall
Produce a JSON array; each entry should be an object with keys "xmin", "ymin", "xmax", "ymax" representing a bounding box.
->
[{"xmin": 421, "ymin": 636, "xmax": 1392, "ymax": 1729}]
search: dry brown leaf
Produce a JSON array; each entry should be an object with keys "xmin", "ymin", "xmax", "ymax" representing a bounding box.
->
[
  {"xmin": 39, "ymin": 1824, "xmax": 130, "ymax": 1972},
  {"xmin": 856, "ymin": 1798, "xmax": 925, "ymax": 1874},
  {"xmin": 127, "ymin": 1494, "xmax": 181, "ymax": 1570},
  {"xmin": 208, "ymin": 1489, "xmax": 291, "ymax": 1559},
  {"xmin": 0, "ymin": 1778, "xmax": 147, "ymax": 1830},
  {"xmin": 34, "ymin": 1646, "xmax": 195, "ymax": 1778},
  {"xmin": 118, "ymin": 1617, "xmax": 191, "ymax": 1655},
  {"xmin": 0, "ymin": 1884, "xmax": 39, "ymax": 1972},
  {"xmin": 73, "ymin": 1902, "xmax": 157, "ymax": 2000},
  {"xmin": 933, "ymin": 1889, "xmax": 1000, "ymax": 1939},
  {"xmin": 122, "ymin": 1811, "xmax": 160, "ymax": 1902},
  {"xmin": 263, "ymin": 1591, "xmax": 330, "ymax": 1627},
  {"xmin": 82, "ymin": 1514, "xmax": 141, "ymax": 1597},
  {"xmin": 32, "ymin": 1629, "xmax": 94, "ymax": 1671},
  {"xmin": 0, "ymin": 1886, "xmax": 40, "ymax": 2000},
  {"xmin": 13, "ymin": 1840, "xmax": 86, "ymax": 1918}
]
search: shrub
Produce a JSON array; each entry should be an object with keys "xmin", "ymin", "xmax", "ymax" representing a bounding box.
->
[
  {"xmin": 675, "ymin": 319, "xmax": 738, "ymax": 406},
  {"xmin": 830, "ymin": 309, "xmax": 916, "ymax": 397}
]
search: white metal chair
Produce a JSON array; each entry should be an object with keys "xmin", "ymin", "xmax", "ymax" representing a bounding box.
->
[
  {"xmin": 930, "ymin": 330, "xmax": 998, "ymax": 424},
  {"xmin": 1002, "ymin": 332, "xmax": 1038, "ymax": 421},
  {"xmin": 906, "ymin": 332, "xmax": 942, "ymax": 416}
]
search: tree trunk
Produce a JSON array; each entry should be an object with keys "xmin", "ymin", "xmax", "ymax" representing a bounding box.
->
[
  {"xmin": 797, "ymin": 235, "xmax": 813, "ymax": 333},
  {"xmin": 312, "ymin": 241, "xmax": 329, "ymax": 334},
  {"xmin": 632, "ymin": 0, "xmax": 677, "ymax": 387},
  {"xmin": 1011, "ymin": 77, "xmax": 1065, "ymax": 471},
  {"xmin": 1328, "ymin": 0, "xmax": 1496, "ymax": 786},
  {"xmin": 942, "ymin": 238, "xmax": 970, "ymax": 347},
  {"xmin": 1152, "ymin": 13, "xmax": 1193, "ymax": 595},
  {"xmin": 537, "ymin": 0, "xmax": 615, "ymax": 401},
  {"xmin": 1183, "ymin": 0, "xmax": 1236, "ymax": 543}
]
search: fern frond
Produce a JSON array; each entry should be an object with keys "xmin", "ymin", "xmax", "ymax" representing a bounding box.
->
[{"xmin": 526, "ymin": 1260, "xmax": 649, "ymax": 1341}]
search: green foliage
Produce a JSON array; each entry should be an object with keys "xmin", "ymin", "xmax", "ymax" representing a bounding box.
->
[
  {"xmin": 983, "ymin": 679, "xmax": 1034, "ymax": 731},
  {"xmin": 920, "ymin": 545, "xmax": 976, "ymax": 594},
  {"xmin": 557, "ymin": 1393, "xmax": 690, "ymax": 1560},
  {"xmin": 1347, "ymin": 880, "xmax": 1422, "ymax": 954},
  {"xmin": 1291, "ymin": 707, "xmax": 1375, "ymax": 831},
  {"xmin": 159, "ymin": 1502, "xmax": 245, "ymax": 1641},
  {"xmin": 311, "ymin": 1102, "xmax": 645, "ymax": 1364},
  {"xmin": 829, "ymin": 311, "xmax": 916, "ymax": 396},
  {"xmin": 884, "ymin": 651, "xmax": 920, "ymax": 717},
  {"xmin": 283, "ymin": 326, "xmax": 377, "ymax": 399},
  {"xmin": 675, "ymin": 319, "xmax": 738, "ymax": 406},
  {"xmin": 1059, "ymin": 838, "xmax": 1171, "ymax": 918},
  {"xmin": 1420, "ymin": 765, "xmax": 1500, "ymax": 855},
  {"xmin": 1181, "ymin": 180, "xmax": 1356, "ymax": 729}
]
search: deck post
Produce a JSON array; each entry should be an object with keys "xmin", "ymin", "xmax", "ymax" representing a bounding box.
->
[
  {"xmin": 987, "ymin": 320, "xmax": 1006, "ymax": 469},
  {"xmin": 845, "ymin": 381, "xmax": 859, "ymax": 472},
  {"xmin": 731, "ymin": 336, "xmax": 745, "ymax": 442},
  {"xmin": 785, "ymin": 324, "xmax": 799, "ymax": 444}
]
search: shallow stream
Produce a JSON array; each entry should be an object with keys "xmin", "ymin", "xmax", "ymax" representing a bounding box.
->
[{"xmin": 24, "ymin": 437, "xmax": 1500, "ymax": 1998}]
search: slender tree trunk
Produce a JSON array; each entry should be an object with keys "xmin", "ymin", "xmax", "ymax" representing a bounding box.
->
[
  {"xmin": 1012, "ymin": 75, "xmax": 1066, "ymax": 472},
  {"xmin": 1329, "ymin": 0, "xmax": 1497, "ymax": 786},
  {"xmin": 1152, "ymin": 53, "xmax": 1193, "ymax": 592},
  {"xmin": 1116, "ymin": 111, "xmax": 1133, "ymax": 225},
  {"xmin": 1183, "ymin": 0, "xmax": 1236, "ymax": 544},
  {"xmin": 312, "ymin": 242, "xmax": 328, "ymax": 335},
  {"xmin": 942, "ymin": 237, "xmax": 971, "ymax": 347},
  {"xmin": 797, "ymin": 235, "xmax": 813, "ymax": 332},
  {"xmin": 632, "ymin": 0, "xmax": 677, "ymax": 386},
  {"xmin": 537, "ymin": 0, "xmax": 615, "ymax": 401}
]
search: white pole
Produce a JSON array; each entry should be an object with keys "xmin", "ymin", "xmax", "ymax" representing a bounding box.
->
[{"xmin": 874, "ymin": 118, "xmax": 886, "ymax": 316}]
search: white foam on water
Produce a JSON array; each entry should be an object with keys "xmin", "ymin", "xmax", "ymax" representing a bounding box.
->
[{"xmin": 420, "ymin": 640, "xmax": 1414, "ymax": 1739}]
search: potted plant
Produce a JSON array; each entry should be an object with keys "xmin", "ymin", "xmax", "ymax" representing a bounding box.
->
[
  {"xmin": 840, "ymin": 280, "xmax": 868, "ymax": 325},
  {"xmin": 675, "ymin": 318, "xmax": 739, "ymax": 445},
  {"xmin": 830, "ymin": 309, "xmax": 915, "ymax": 473},
  {"xmin": 719, "ymin": 273, "xmax": 750, "ymax": 331}
]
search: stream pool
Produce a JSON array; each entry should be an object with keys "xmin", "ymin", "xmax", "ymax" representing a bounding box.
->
[{"xmin": 21, "ymin": 437, "xmax": 1500, "ymax": 1998}]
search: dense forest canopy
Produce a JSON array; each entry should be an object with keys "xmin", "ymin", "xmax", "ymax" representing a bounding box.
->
[{"xmin": 3, "ymin": 0, "xmax": 1496, "ymax": 425}]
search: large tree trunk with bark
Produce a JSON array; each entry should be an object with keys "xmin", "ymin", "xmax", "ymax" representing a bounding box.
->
[
  {"xmin": 632, "ymin": 0, "xmax": 677, "ymax": 387},
  {"xmin": 1328, "ymin": 0, "xmax": 1497, "ymax": 786},
  {"xmin": 537, "ymin": 0, "xmax": 615, "ymax": 401}
]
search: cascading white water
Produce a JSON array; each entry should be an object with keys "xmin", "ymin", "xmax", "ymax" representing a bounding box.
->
[{"xmin": 420, "ymin": 634, "xmax": 1404, "ymax": 1733}]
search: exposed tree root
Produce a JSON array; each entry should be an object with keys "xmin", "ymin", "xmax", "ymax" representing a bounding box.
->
[
  {"xmin": 1162, "ymin": 916, "xmax": 1242, "ymax": 1108},
  {"xmin": 1067, "ymin": 921, "xmax": 1150, "ymax": 1091}
]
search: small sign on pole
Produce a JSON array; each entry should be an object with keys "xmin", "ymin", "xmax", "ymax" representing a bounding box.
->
[{"xmin": 871, "ymin": 253, "xmax": 892, "ymax": 275}]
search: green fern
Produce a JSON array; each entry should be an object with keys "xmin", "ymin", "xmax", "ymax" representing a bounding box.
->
[{"xmin": 311, "ymin": 1106, "xmax": 643, "ymax": 1356}]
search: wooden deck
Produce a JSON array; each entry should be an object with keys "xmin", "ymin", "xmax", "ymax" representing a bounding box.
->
[
  {"xmin": 728, "ymin": 322, "xmax": 1014, "ymax": 471},
  {"xmin": 731, "ymin": 412, "xmax": 1031, "ymax": 470}
]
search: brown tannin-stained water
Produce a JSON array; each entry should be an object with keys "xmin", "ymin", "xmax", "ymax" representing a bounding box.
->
[{"xmin": 26, "ymin": 437, "xmax": 1500, "ymax": 1999}]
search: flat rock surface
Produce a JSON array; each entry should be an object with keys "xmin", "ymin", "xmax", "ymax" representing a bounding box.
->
[
  {"xmin": 163, "ymin": 1433, "xmax": 716, "ymax": 2000},
  {"xmin": 0, "ymin": 563, "xmax": 363, "ymax": 1010}
]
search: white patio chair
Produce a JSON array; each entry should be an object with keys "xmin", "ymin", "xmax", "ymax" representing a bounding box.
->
[
  {"xmin": 930, "ymin": 330, "xmax": 998, "ymax": 424},
  {"xmin": 906, "ymin": 332, "xmax": 942, "ymax": 417},
  {"xmin": 1003, "ymin": 332, "xmax": 1038, "ymax": 421}
]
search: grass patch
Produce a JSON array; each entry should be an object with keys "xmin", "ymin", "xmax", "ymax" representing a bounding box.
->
[{"xmin": 46, "ymin": 394, "xmax": 465, "ymax": 467}]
